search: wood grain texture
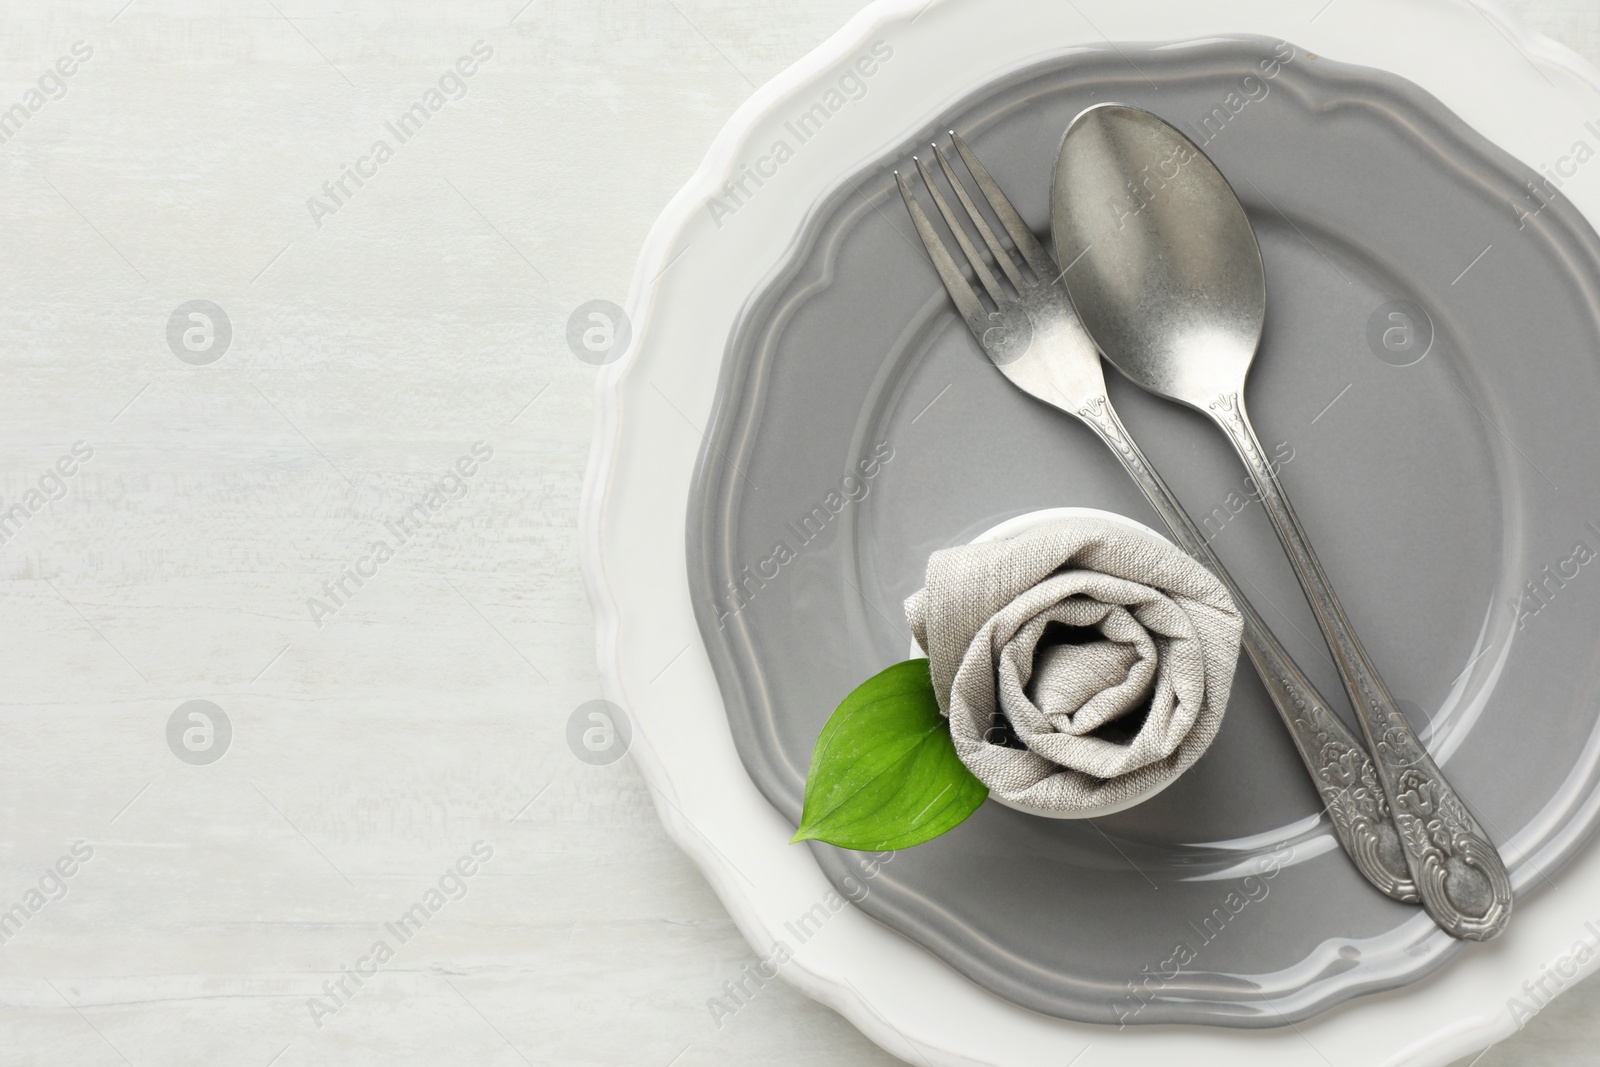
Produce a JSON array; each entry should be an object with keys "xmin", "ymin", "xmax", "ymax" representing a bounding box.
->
[{"xmin": 0, "ymin": 1, "xmax": 1591, "ymax": 1064}]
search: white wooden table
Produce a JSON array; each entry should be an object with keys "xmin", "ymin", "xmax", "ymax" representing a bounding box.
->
[{"xmin": 0, "ymin": 2, "xmax": 1592, "ymax": 1064}]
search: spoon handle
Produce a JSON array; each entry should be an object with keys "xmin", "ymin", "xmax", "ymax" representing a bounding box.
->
[
  {"xmin": 1205, "ymin": 390, "xmax": 1513, "ymax": 940},
  {"xmin": 1077, "ymin": 395, "xmax": 1417, "ymax": 903}
]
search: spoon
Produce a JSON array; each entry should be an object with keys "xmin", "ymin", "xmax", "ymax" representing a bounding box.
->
[{"xmin": 1051, "ymin": 102, "xmax": 1512, "ymax": 941}]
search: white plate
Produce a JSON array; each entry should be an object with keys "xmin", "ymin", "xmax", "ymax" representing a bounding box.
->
[{"xmin": 582, "ymin": 0, "xmax": 1600, "ymax": 1062}]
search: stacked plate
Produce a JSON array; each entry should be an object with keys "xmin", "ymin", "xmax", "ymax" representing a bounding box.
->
[{"xmin": 584, "ymin": 1, "xmax": 1600, "ymax": 1063}]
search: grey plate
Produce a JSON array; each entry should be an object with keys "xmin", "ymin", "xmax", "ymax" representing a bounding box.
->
[{"xmin": 687, "ymin": 36, "xmax": 1600, "ymax": 1027}]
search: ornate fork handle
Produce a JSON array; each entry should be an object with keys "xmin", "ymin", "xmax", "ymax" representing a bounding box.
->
[
  {"xmin": 1205, "ymin": 391, "xmax": 1512, "ymax": 940},
  {"xmin": 1077, "ymin": 396, "xmax": 1417, "ymax": 902}
]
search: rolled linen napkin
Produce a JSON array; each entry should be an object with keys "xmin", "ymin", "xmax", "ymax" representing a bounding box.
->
[{"xmin": 904, "ymin": 516, "xmax": 1244, "ymax": 816}]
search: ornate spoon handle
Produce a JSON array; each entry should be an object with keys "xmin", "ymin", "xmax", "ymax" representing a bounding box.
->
[
  {"xmin": 1205, "ymin": 391, "xmax": 1512, "ymax": 940},
  {"xmin": 1077, "ymin": 395, "xmax": 1417, "ymax": 903}
]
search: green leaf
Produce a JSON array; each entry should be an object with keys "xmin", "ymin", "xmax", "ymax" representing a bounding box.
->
[{"xmin": 791, "ymin": 658, "xmax": 988, "ymax": 851}]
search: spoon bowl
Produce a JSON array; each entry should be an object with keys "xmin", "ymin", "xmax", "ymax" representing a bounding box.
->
[{"xmin": 1051, "ymin": 102, "xmax": 1266, "ymax": 406}]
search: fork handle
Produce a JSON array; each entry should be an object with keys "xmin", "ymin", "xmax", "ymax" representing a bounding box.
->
[
  {"xmin": 1076, "ymin": 395, "xmax": 1417, "ymax": 904},
  {"xmin": 1204, "ymin": 390, "xmax": 1512, "ymax": 940}
]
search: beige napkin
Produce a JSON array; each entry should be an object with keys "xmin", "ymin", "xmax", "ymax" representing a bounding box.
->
[{"xmin": 904, "ymin": 516, "xmax": 1243, "ymax": 815}]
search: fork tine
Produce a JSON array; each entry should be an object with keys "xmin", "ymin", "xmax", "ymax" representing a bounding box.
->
[
  {"xmin": 912, "ymin": 156, "xmax": 1007, "ymax": 305},
  {"xmin": 950, "ymin": 132, "xmax": 1057, "ymax": 280},
  {"xmin": 931, "ymin": 144, "xmax": 1024, "ymax": 290},
  {"xmin": 894, "ymin": 170, "xmax": 986, "ymax": 325}
]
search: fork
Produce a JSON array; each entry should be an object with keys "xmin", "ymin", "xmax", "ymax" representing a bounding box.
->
[{"xmin": 895, "ymin": 133, "xmax": 1417, "ymax": 903}]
